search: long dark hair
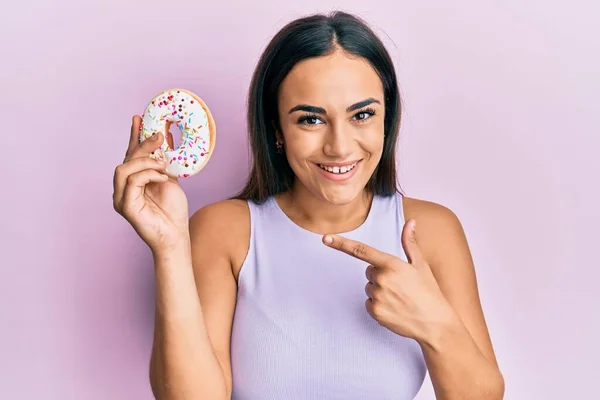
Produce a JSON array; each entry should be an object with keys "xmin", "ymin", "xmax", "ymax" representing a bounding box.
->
[{"xmin": 234, "ymin": 11, "xmax": 405, "ymax": 204}]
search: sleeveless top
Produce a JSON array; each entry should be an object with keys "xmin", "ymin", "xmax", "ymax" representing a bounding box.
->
[{"xmin": 230, "ymin": 193, "xmax": 427, "ymax": 399}]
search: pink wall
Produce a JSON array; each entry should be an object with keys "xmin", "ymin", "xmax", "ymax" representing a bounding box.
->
[{"xmin": 2, "ymin": 1, "xmax": 598, "ymax": 398}]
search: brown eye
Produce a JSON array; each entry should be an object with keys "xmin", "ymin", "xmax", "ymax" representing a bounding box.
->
[
  {"xmin": 353, "ymin": 109, "xmax": 375, "ymax": 122},
  {"xmin": 298, "ymin": 114, "xmax": 324, "ymax": 125}
]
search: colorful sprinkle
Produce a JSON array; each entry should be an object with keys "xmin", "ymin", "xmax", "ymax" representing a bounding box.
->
[{"xmin": 140, "ymin": 89, "xmax": 213, "ymax": 178}]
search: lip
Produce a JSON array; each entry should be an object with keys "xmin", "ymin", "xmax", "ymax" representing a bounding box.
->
[
  {"xmin": 313, "ymin": 159, "xmax": 362, "ymax": 182},
  {"xmin": 316, "ymin": 159, "xmax": 362, "ymax": 168}
]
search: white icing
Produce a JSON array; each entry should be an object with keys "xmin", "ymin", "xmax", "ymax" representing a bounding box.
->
[{"xmin": 139, "ymin": 89, "xmax": 214, "ymax": 178}]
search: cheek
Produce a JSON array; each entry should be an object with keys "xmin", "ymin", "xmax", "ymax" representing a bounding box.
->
[
  {"xmin": 282, "ymin": 132, "xmax": 318, "ymax": 168},
  {"xmin": 370, "ymin": 133, "xmax": 385, "ymax": 153},
  {"xmin": 359, "ymin": 127, "xmax": 385, "ymax": 158}
]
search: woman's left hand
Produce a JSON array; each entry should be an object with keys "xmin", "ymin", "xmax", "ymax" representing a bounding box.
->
[{"xmin": 322, "ymin": 219, "xmax": 458, "ymax": 343}]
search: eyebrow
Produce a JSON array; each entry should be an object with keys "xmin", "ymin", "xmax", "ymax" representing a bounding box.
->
[{"xmin": 288, "ymin": 97, "xmax": 381, "ymax": 115}]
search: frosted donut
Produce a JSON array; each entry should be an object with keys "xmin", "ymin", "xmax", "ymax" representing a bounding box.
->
[{"xmin": 139, "ymin": 88, "xmax": 216, "ymax": 178}]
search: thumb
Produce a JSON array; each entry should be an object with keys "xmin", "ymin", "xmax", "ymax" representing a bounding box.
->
[{"xmin": 401, "ymin": 219, "xmax": 424, "ymax": 266}]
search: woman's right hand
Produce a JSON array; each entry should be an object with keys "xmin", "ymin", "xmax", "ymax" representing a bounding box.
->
[{"xmin": 113, "ymin": 115, "xmax": 190, "ymax": 254}]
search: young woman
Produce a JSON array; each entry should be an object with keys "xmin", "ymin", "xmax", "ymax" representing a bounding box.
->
[{"xmin": 113, "ymin": 11, "xmax": 504, "ymax": 400}]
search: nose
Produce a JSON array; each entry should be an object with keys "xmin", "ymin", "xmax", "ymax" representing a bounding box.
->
[{"xmin": 323, "ymin": 123, "xmax": 352, "ymax": 158}]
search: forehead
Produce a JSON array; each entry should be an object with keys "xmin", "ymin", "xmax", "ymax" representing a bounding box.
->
[{"xmin": 278, "ymin": 51, "xmax": 384, "ymax": 108}]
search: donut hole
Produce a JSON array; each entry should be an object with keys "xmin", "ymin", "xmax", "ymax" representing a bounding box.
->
[{"xmin": 165, "ymin": 122, "xmax": 183, "ymax": 150}]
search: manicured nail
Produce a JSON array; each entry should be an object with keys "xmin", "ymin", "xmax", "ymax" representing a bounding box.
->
[{"xmin": 324, "ymin": 235, "xmax": 333, "ymax": 244}]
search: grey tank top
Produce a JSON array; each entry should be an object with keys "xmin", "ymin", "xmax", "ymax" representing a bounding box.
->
[{"xmin": 230, "ymin": 192, "xmax": 427, "ymax": 399}]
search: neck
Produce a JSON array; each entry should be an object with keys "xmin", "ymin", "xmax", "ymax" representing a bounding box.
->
[{"xmin": 275, "ymin": 180, "xmax": 374, "ymax": 235}]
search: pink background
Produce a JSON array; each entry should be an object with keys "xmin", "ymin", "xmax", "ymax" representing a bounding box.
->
[{"xmin": 2, "ymin": 0, "xmax": 598, "ymax": 398}]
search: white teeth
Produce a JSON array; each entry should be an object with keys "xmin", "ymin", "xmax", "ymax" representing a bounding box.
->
[{"xmin": 318, "ymin": 162, "xmax": 357, "ymax": 174}]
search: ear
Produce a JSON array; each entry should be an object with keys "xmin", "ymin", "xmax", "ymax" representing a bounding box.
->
[{"xmin": 271, "ymin": 120, "xmax": 283, "ymax": 142}]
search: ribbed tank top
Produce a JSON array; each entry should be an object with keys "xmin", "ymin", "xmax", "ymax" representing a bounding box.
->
[{"xmin": 230, "ymin": 193, "xmax": 427, "ymax": 399}]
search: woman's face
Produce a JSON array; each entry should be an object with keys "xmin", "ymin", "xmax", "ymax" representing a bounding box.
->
[{"xmin": 277, "ymin": 50, "xmax": 386, "ymax": 205}]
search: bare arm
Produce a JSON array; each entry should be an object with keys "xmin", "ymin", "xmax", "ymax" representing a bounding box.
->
[
  {"xmin": 406, "ymin": 198, "xmax": 505, "ymax": 400},
  {"xmin": 149, "ymin": 201, "xmax": 246, "ymax": 399}
]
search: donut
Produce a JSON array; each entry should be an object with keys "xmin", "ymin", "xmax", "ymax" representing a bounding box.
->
[{"xmin": 139, "ymin": 88, "xmax": 216, "ymax": 178}]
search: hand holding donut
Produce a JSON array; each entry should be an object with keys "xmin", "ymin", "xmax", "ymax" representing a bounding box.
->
[
  {"xmin": 322, "ymin": 220, "xmax": 457, "ymax": 343},
  {"xmin": 113, "ymin": 89, "xmax": 216, "ymax": 253},
  {"xmin": 112, "ymin": 115, "xmax": 189, "ymax": 253}
]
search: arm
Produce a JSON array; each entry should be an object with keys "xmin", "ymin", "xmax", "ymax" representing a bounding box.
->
[
  {"xmin": 150, "ymin": 201, "xmax": 246, "ymax": 399},
  {"xmin": 408, "ymin": 199, "xmax": 505, "ymax": 400}
]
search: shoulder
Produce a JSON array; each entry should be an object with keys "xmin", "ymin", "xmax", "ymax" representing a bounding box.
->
[
  {"xmin": 190, "ymin": 198, "xmax": 250, "ymax": 226},
  {"xmin": 189, "ymin": 199, "xmax": 251, "ymax": 272},
  {"xmin": 402, "ymin": 196, "xmax": 468, "ymax": 266},
  {"xmin": 402, "ymin": 195, "xmax": 461, "ymax": 229}
]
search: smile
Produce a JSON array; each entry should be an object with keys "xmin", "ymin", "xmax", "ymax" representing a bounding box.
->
[
  {"xmin": 317, "ymin": 162, "xmax": 358, "ymax": 174},
  {"xmin": 313, "ymin": 160, "xmax": 362, "ymax": 182}
]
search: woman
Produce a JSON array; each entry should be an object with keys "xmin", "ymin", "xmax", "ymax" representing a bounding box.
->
[{"xmin": 113, "ymin": 11, "xmax": 504, "ymax": 400}]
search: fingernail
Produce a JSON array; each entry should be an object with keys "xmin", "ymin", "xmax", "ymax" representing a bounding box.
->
[
  {"xmin": 410, "ymin": 220, "xmax": 416, "ymax": 232},
  {"xmin": 151, "ymin": 134, "xmax": 158, "ymax": 140},
  {"xmin": 323, "ymin": 235, "xmax": 333, "ymax": 245}
]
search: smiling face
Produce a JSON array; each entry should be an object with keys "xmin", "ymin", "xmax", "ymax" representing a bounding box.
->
[{"xmin": 276, "ymin": 49, "xmax": 386, "ymax": 205}]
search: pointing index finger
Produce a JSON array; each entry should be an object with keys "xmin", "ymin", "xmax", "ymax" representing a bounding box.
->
[{"xmin": 323, "ymin": 234, "xmax": 392, "ymax": 266}]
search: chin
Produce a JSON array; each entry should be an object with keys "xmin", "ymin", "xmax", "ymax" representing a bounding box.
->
[{"xmin": 317, "ymin": 185, "xmax": 365, "ymax": 205}]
